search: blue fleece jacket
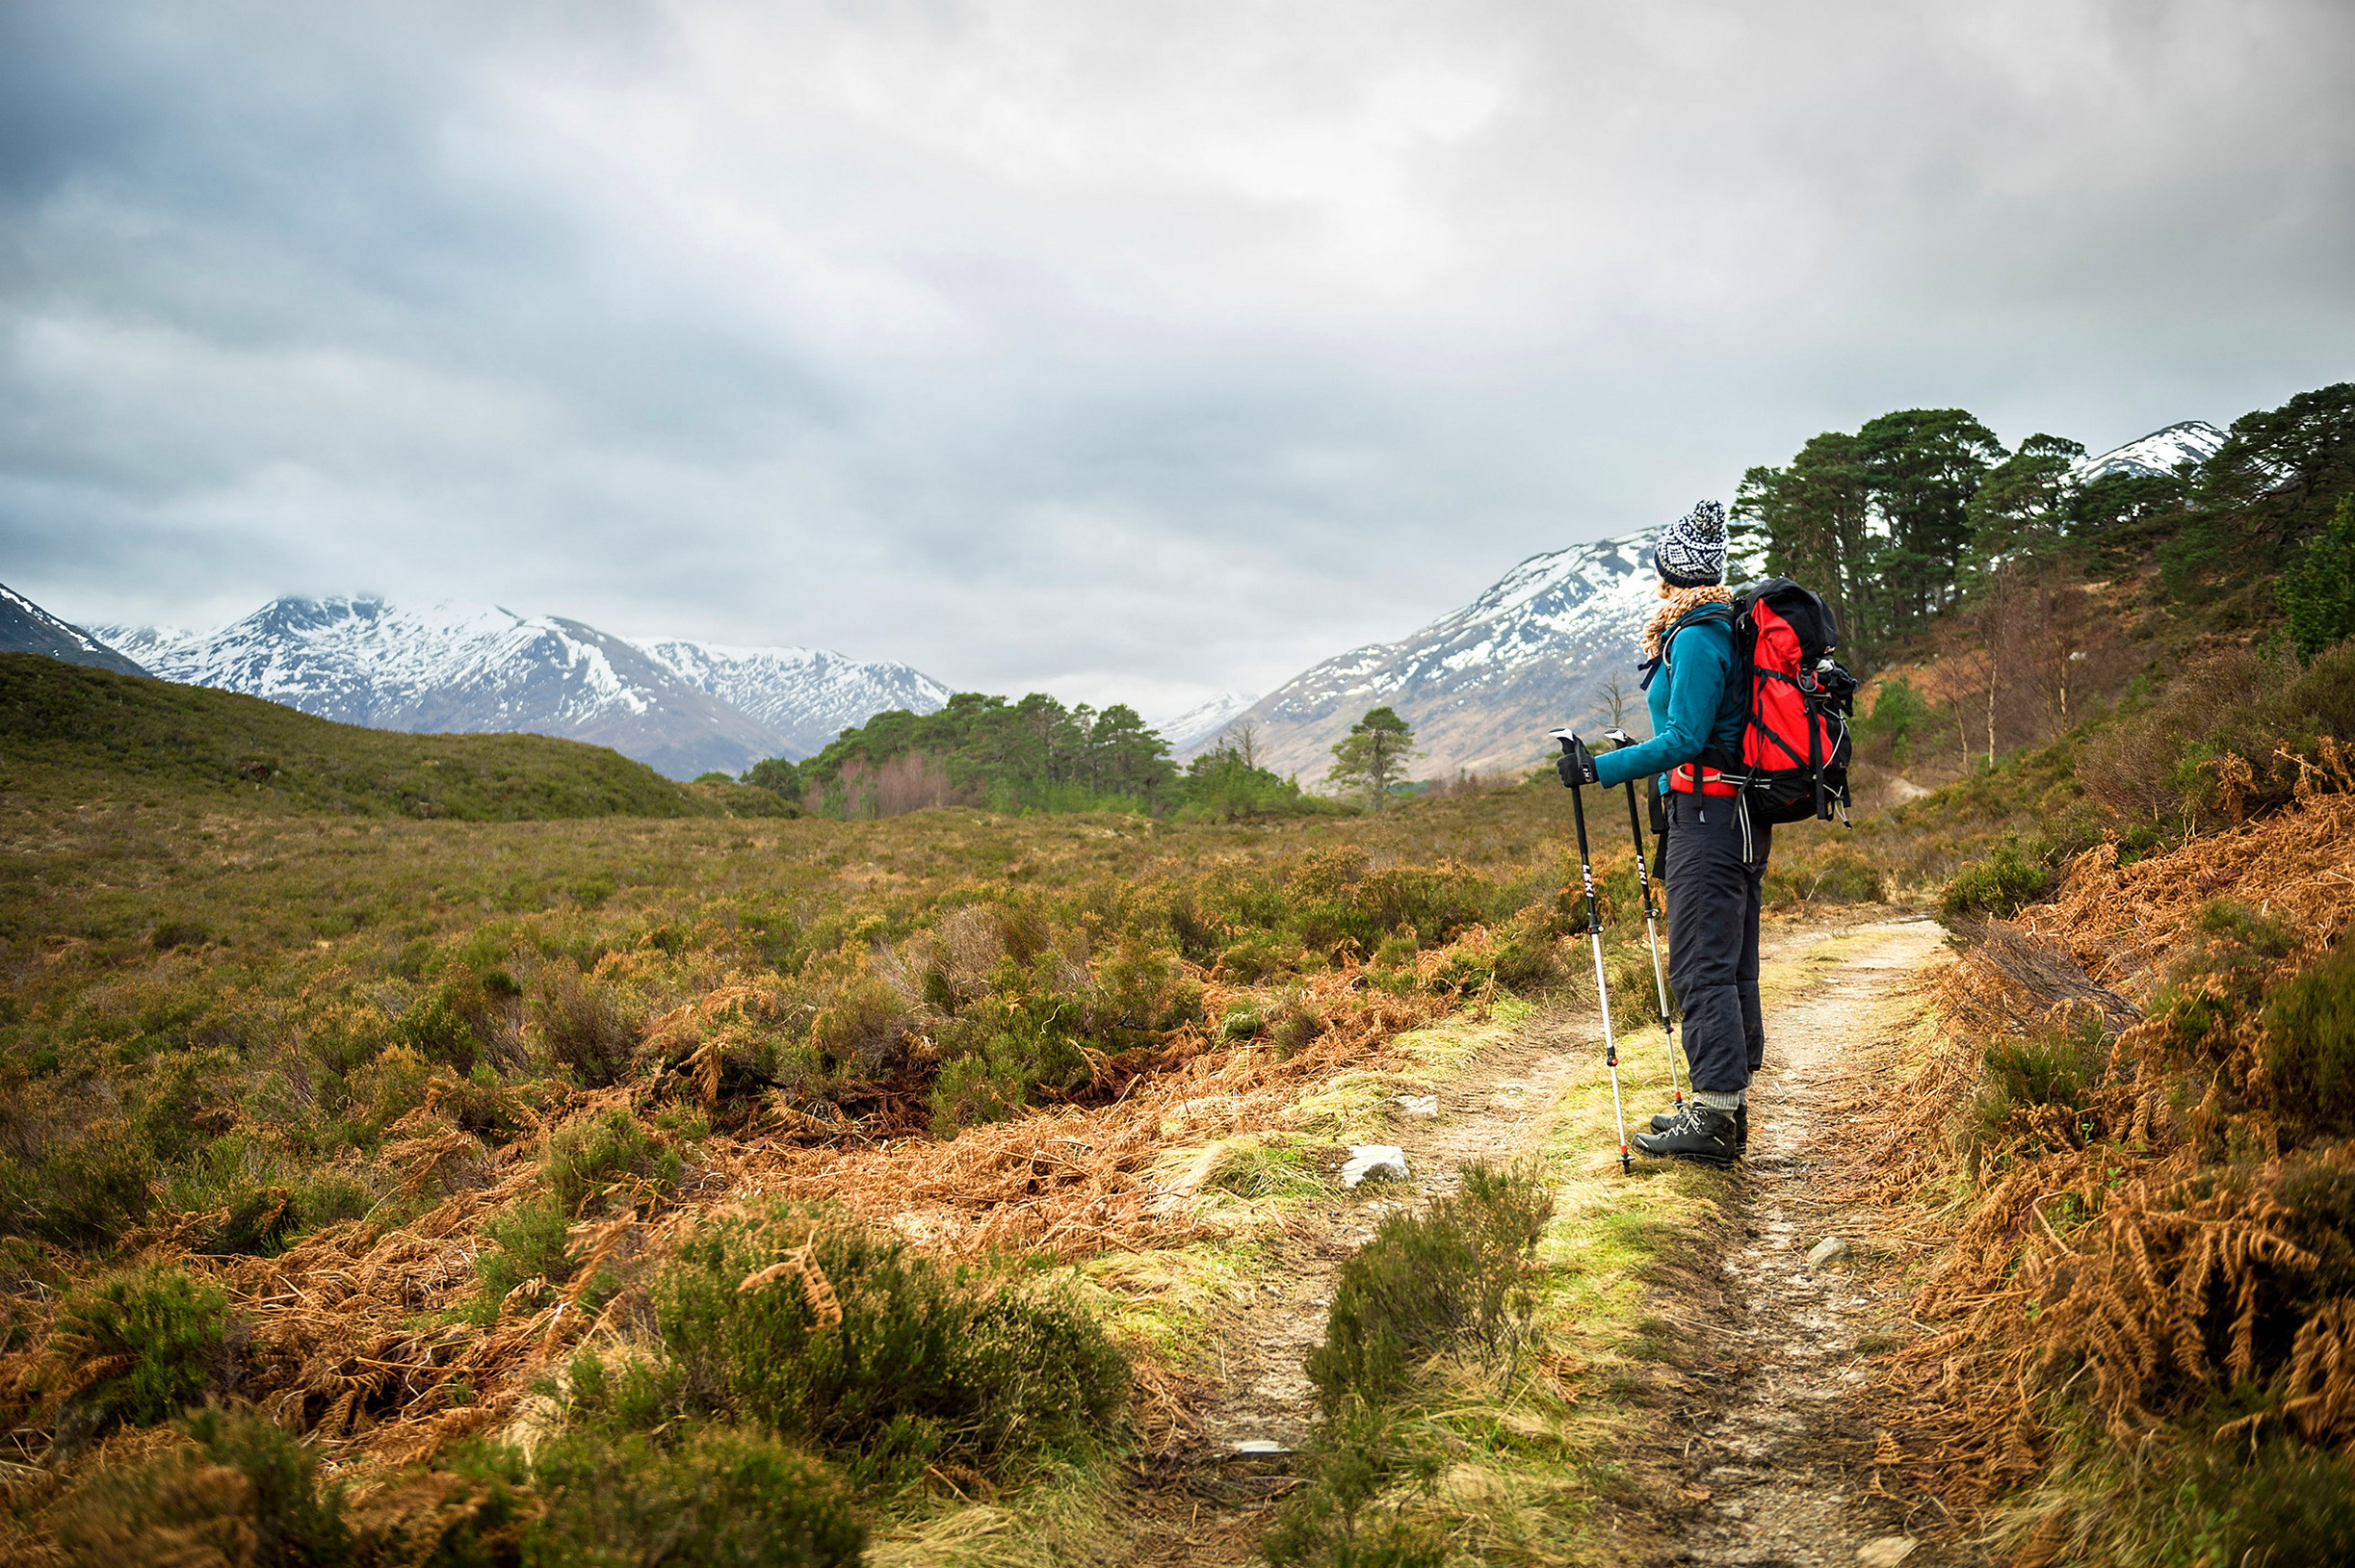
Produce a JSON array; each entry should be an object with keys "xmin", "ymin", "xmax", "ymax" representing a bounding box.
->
[{"xmin": 1591, "ymin": 606, "xmax": 1745, "ymax": 791}]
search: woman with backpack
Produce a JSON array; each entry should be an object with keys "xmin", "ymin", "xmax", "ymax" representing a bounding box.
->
[{"xmin": 1556, "ymin": 500, "xmax": 1762, "ymax": 1167}]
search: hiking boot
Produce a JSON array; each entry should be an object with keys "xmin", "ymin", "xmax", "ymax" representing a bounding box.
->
[
  {"xmin": 1633, "ymin": 1105, "xmax": 1739, "ymax": 1167},
  {"xmin": 1648, "ymin": 1103, "xmax": 1746, "ymax": 1146}
]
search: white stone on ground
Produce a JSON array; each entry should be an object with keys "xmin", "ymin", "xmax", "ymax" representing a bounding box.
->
[{"xmin": 1342, "ymin": 1145, "xmax": 1409, "ymax": 1187}]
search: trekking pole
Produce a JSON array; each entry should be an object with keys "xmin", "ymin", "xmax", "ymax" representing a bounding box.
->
[
  {"xmin": 1606, "ymin": 729, "xmax": 1684, "ymax": 1111},
  {"xmin": 1553, "ymin": 729, "xmax": 1630, "ymax": 1174}
]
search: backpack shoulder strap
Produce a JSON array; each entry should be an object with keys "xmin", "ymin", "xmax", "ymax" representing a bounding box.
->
[{"xmin": 1661, "ymin": 603, "xmax": 1736, "ymax": 667}]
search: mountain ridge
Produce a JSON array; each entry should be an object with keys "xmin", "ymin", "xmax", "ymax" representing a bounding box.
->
[
  {"xmin": 95, "ymin": 597, "xmax": 948, "ymax": 780},
  {"xmin": 1, "ymin": 584, "xmax": 147, "ymax": 676},
  {"xmin": 1230, "ymin": 532, "xmax": 1659, "ymax": 782}
]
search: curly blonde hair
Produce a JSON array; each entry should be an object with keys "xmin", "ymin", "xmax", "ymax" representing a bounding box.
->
[{"xmin": 1640, "ymin": 584, "xmax": 1737, "ymax": 662}]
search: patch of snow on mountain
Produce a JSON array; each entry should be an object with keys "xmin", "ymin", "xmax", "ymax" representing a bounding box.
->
[
  {"xmin": 2072, "ymin": 420, "xmax": 2226, "ymax": 483},
  {"xmin": 631, "ymin": 638, "xmax": 951, "ymax": 755},
  {"xmin": 1234, "ymin": 531, "xmax": 1661, "ymax": 779},
  {"xmin": 1154, "ymin": 691, "xmax": 1261, "ymax": 756}
]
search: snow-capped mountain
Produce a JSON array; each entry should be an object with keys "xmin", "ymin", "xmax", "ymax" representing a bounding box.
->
[
  {"xmin": 2072, "ymin": 420, "xmax": 2226, "ymax": 484},
  {"xmin": 96, "ymin": 598, "xmax": 948, "ymax": 780},
  {"xmin": 632, "ymin": 639, "xmax": 952, "ymax": 758},
  {"xmin": 1154, "ymin": 691, "xmax": 1261, "ymax": 757},
  {"xmin": 1236, "ymin": 533, "xmax": 1660, "ymax": 782},
  {"xmin": 1, "ymin": 583, "xmax": 147, "ymax": 675}
]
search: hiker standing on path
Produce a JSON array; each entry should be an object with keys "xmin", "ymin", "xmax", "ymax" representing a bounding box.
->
[{"xmin": 1556, "ymin": 501, "xmax": 1762, "ymax": 1166}]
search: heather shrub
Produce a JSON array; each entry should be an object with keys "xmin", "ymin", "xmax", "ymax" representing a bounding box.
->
[
  {"xmin": 54, "ymin": 1407, "xmax": 353, "ymax": 1567},
  {"xmin": 2152, "ymin": 1439, "xmax": 2355, "ymax": 1568},
  {"xmin": 1306, "ymin": 1163, "xmax": 1553, "ymax": 1417},
  {"xmin": 0, "ymin": 1118, "xmax": 152, "ymax": 1248},
  {"xmin": 1971, "ymin": 1016, "xmax": 2108, "ymax": 1162},
  {"xmin": 2146, "ymin": 901, "xmax": 2298, "ymax": 1063},
  {"xmin": 49, "ymin": 1267, "xmax": 237, "ymax": 1433},
  {"xmin": 473, "ymin": 1195, "xmax": 574, "ymax": 1322},
  {"xmin": 1939, "ymin": 837, "xmax": 2054, "ymax": 922},
  {"xmin": 651, "ymin": 1204, "xmax": 1127, "ymax": 1484},
  {"xmin": 543, "ymin": 1109, "xmax": 678, "ymax": 1216},
  {"xmin": 1259, "ymin": 1402, "xmax": 1447, "ymax": 1568},
  {"xmin": 2263, "ymin": 943, "xmax": 2355, "ymax": 1139},
  {"xmin": 532, "ymin": 963, "xmax": 642, "ymax": 1086},
  {"xmin": 518, "ymin": 1425, "xmax": 864, "ymax": 1568}
]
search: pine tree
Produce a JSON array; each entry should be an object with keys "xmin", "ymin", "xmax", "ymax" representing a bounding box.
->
[
  {"xmin": 1325, "ymin": 707, "xmax": 1417, "ymax": 810},
  {"xmin": 2280, "ymin": 496, "xmax": 2355, "ymax": 660},
  {"xmin": 1964, "ymin": 433, "xmax": 2083, "ymax": 575},
  {"xmin": 1857, "ymin": 408, "xmax": 2006, "ymax": 640},
  {"xmin": 1734, "ymin": 431, "xmax": 1874, "ymax": 657}
]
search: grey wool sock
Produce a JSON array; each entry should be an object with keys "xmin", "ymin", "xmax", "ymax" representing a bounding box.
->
[{"xmin": 1692, "ymin": 1088, "xmax": 1741, "ymax": 1112}]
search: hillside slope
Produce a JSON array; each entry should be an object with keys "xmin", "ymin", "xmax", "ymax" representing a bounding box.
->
[{"xmin": 0, "ymin": 653, "xmax": 771, "ymax": 820}]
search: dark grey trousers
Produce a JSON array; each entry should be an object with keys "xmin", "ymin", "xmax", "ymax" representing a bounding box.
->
[{"xmin": 1663, "ymin": 790, "xmax": 1770, "ymax": 1094}]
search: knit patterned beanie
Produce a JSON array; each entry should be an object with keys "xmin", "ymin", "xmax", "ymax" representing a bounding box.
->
[{"xmin": 1655, "ymin": 499, "xmax": 1728, "ymax": 588}]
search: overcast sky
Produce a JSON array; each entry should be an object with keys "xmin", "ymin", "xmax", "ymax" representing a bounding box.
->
[{"xmin": 5, "ymin": 1, "xmax": 2352, "ymax": 715}]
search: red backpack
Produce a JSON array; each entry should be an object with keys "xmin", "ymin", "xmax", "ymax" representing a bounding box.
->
[{"xmin": 1668, "ymin": 579, "xmax": 1856, "ymax": 824}]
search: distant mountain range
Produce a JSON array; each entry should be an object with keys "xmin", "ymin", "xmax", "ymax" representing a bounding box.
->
[
  {"xmin": 93, "ymin": 598, "xmax": 948, "ymax": 780},
  {"xmin": 17, "ymin": 420, "xmax": 2223, "ymax": 790}
]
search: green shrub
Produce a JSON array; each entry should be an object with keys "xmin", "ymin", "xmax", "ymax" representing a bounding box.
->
[
  {"xmin": 543, "ymin": 1109, "xmax": 679, "ymax": 1216},
  {"xmin": 2148, "ymin": 901, "xmax": 2298, "ymax": 1062},
  {"xmin": 651, "ymin": 1204, "xmax": 1128, "ymax": 1484},
  {"xmin": 473, "ymin": 1195, "xmax": 575, "ymax": 1322},
  {"xmin": 1259, "ymin": 1402, "xmax": 1446, "ymax": 1568},
  {"xmin": 49, "ymin": 1267, "xmax": 237, "ymax": 1432},
  {"xmin": 533, "ymin": 965, "xmax": 642, "ymax": 1086},
  {"xmin": 159, "ymin": 1139, "xmax": 375, "ymax": 1257},
  {"xmin": 1972, "ymin": 1017, "xmax": 2108, "ymax": 1158},
  {"xmin": 1856, "ymin": 675, "xmax": 1930, "ymax": 769},
  {"xmin": 2278, "ymin": 494, "xmax": 2355, "ymax": 660},
  {"xmin": 2263, "ymin": 943, "xmax": 2355, "ymax": 1138},
  {"xmin": 1306, "ymin": 1163, "xmax": 1553, "ymax": 1418},
  {"xmin": 2153, "ymin": 1439, "xmax": 2355, "ymax": 1568},
  {"xmin": 1938, "ymin": 837, "xmax": 2054, "ymax": 922},
  {"xmin": 0, "ymin": 1119, "xmax": 151, "ymax": 1248},
  {"xmin": 522, "ymin": 1425, "xmax": 865, "ymax": 1567},
  {"xmin": 54, "ymin": 1406, "xmax": 353, "ymax": 1567}
]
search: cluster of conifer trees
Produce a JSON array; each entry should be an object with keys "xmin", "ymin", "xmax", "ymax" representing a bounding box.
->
[
  {"xmin": 1733, "ymin": 381, "xmax": 2355, "ymax": 668},
  {"xmin": 740, "ymin": 693, "xmax": 1322, "ymax": 820}
]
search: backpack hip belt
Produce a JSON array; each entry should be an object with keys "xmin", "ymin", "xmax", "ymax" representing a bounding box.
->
[{"xmin": 1667, "ymin": 763, "xmax": 1741, "ymax": 797}]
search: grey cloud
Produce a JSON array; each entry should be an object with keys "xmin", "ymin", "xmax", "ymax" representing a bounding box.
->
[{"xmin": 4, "ymin": 0, "xmax": 2353, "ymax": 706}]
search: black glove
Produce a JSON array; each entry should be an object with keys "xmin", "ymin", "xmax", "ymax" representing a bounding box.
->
[{"xmin": 1555, "ymin": 733, "xmax": 1599, "ymax": 788}]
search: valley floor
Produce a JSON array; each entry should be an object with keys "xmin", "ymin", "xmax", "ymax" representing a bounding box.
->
[{"xmin": 904, "ymin": 915, "xmax": 1979, "ymax": 1568}]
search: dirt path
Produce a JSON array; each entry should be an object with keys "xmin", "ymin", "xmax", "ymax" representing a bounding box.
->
[
  {"xmin": 1127, "ymin": 1010, "xmax": 1599, "ymax": 1565},
  {"xmin": 1129, "ymin": 915, "xmax": 1964, "ymax": 1568},
  {"xmin": 1640, "ymin": 915, "xmax": 1980, "ymax": 1568}
]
